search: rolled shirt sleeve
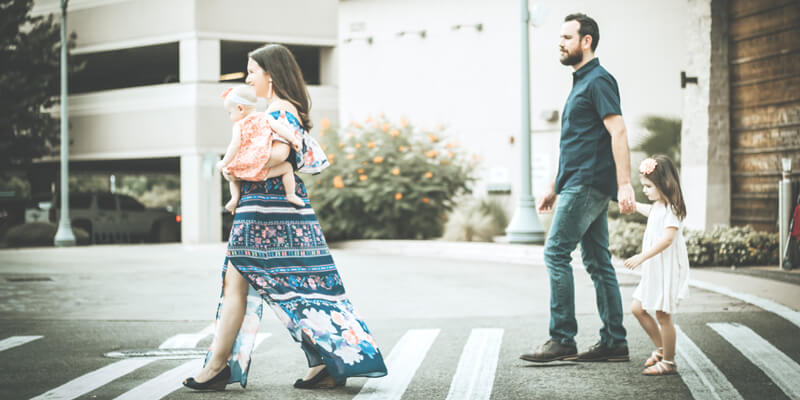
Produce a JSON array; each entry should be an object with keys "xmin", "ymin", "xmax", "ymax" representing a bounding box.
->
[{"xmin": 590, "ymin": 76, "xmax": 622, "ymax": 119}]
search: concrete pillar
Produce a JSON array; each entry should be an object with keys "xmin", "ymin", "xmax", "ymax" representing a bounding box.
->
[
  {"xmin": 681, "ymin": 0, "xmax": 731, "ymax": 231},
  {"xmin": 180, "ymin": 153, "xmax": 222, "ymax": 243},
  {"xmin": 178, "ymin": 38, "xmax": 222, "ymax": 243},
  {"xmin": 179, "ymin": 38, "xmax": 220, "ymax": 83}
]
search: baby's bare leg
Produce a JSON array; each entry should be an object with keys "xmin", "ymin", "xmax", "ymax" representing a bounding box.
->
[
  {"xmin": 269, "ymin": 162, "xmax": 304, "ymax": 206},
  {"xmin": 265, "ymin": 142, "xmax": 291, "ymax": 168},
  {"xmin": 225, "ymin": 180, "xmax": 240, "ymax": 214}
]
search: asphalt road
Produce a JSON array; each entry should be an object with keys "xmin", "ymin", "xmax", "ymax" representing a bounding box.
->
[{"xmin": 0, "ymin": 244, "xmax": 798, "ymax": 400}]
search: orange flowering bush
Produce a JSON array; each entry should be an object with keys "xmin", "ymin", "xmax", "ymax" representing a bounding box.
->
[{"xmin": 306, "ymin": 116, "xmax": 474, "ymax": 240}]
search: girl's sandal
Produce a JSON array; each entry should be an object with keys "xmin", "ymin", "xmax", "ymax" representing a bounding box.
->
[
  {"xmin": 643, "ymin": 360, "xmax": 677, "ymax": 376},
  {"xmin": 644, "ymin": 349, "xmax": 663, "ymax": 367}
]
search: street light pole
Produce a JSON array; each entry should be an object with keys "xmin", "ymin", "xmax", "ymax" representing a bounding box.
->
[
  {"xmin": 506, "ymin": 0, "xmax": 545, "ymax": 244},
  {"xmin": 54, "ymin": 0, "xmax": 76, "ymax": 246}
]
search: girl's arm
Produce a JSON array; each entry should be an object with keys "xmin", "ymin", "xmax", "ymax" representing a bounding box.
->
[
  {"xmin": 634, "ymin": 202, "xmax": 652, "ymax": 217},
  {"xmin": 623, "ymin": 226, "xmax": 678, "ymax": 269},
  {"xmin": 217, "ymin": 125, "xmax": 241, "ymax": 169}
]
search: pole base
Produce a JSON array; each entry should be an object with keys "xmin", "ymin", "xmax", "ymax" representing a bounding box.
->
[
  {"xmin": 54, "ymin": 222, "xmax": 76, "ymax": 247},
  {"xmin": 505, "ymin": 198, "xmax": 545, "ymax": 244}
]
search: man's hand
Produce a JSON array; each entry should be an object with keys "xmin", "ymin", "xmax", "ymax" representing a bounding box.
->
[
  {"xmin": 617, "ymin": 182, "xmax": 635, "ymax": 214},
  {"xmin": 537, "ymin": 188, "xmax": 557, "ymax": 213},
  {"xmin": 624, "ymin": 253, "xmax": 645, "ymax": 270}
]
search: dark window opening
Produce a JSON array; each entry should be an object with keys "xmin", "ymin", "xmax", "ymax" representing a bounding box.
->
[
  {"xmin": 118, "ymin": 195, "xmax": 145, "ymax": 211},
  {"xmin": 97, "ymin": 193, "xmax": 116, "ymax": 210},
  {"xmin": 220, "ymin": 41, "xmax": 320, "ymax": 85},
  {"xmin": 70, "ymin": 42, "xmax": 180, "ymax": 94}
]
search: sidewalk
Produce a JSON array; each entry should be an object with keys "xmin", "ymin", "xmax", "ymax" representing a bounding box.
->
[{"xmin": 331, "ymin": 239, "xmax": 800, "ymax": 312}]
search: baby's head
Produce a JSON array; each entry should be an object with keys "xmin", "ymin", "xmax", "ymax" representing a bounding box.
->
[{"xmin": 221, "ymin": 85, "xmax": 257, "ymax": 122}]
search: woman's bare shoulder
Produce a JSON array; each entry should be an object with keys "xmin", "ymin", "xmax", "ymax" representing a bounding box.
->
[{"xmin": 266, "ymin": 98, "xmax": 299, "ymax": 116}]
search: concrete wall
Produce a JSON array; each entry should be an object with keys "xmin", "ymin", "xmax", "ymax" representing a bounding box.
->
[
  {"xmin": 338, "ymin": 0, "xmax": 688, "ymax": 201},
  {"xmin": 680, "ymin": 0, "xmax": 731, "ymax": 231},
  {"xmin": 33, "ymin": 0, "xmax": 338, "ymax": 51}
]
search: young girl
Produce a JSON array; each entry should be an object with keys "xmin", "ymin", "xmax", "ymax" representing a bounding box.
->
[
  {"xmin": 623, "ymin": 154, "xmax": 690, "ymax": 376},
  {"xmin": 216, "ymin": 85, "xmax": 305, "ymax": 212}
]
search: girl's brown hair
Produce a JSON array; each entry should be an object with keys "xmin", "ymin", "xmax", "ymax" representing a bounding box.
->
[
  {"xmin": 642, "ymin": 154, "xmax": 687, "ymax": 220},
  {"xmin": 249, "ymin": 44, "xmax": 313, "ymax": 130}
]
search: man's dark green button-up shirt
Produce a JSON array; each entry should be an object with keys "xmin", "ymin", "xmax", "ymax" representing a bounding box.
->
[{"xmin": 555, "ymin": 57, "xmax": 622, "ymax": 200}]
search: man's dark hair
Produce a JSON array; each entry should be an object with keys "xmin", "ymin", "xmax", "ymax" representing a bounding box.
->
[{"xmin": 564, "ymin": 13, "xmax": 599, "ymax": 52}]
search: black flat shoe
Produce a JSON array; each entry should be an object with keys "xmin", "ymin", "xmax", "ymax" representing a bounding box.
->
[
  {"xmin": 183, "ymin": 365, "xmax": 231, "ymax": 391},
  {"xmin": 293, "ymin": 367, "xmax": 344, "ymax": 389}
]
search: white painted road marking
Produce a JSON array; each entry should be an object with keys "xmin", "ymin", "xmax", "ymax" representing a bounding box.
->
[
  {"xmin": 354, "ymin": 329, "xmax": 440, "ymax": 400},
  {"xmin": 674, "ymin": 325, "xmax": 743, "ymax": 400},
  {"xmin": 28, "ymin": 324, "xmax": 213, "ymax": 400},
  {"xmin": 708, "ymin": 322, "xmax": 800, "ymax": 399},
  {"xmin": 113, "ymin": 332, "xmax": 272, "ymax": 400},
  {"xmin": 691, "ymin": 280, "xmax": 800, "ymax": 329},
  {"xmin": 0, "ymin": 335, "xmax": 42, "ymax": 352},
  {"xmin": 446, "ymin": 328, "xmax": 503, "ymax": 400},
  {"xmin": 30, "ymin": 359, "xmax": 155, "ymax": 400},
  {"xmin": 158, "ymin": 323, "xmax": 214, "ymax": 349}
]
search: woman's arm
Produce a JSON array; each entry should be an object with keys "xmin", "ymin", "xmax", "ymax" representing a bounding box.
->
[
  {"xmin": 634, "ymin": 202, "xmax": 652, "ymax": 217},
  {"xmin": 268, "ymin": 115, "xmax": 301, "ymax": 150},
  {"xmin": 623, "ymin": 226, "xmax": 678, "ymax": 269},
  {"xmin": 266, "ymin": 99, "xmax": 303, "ymax": 145}
]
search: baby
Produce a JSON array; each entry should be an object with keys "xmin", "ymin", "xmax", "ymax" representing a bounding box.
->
[{"xmin": 217, "ymin": 85, "xmax": 305, "ymax": 213}]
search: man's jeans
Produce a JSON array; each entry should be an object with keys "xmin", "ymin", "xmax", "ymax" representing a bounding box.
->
[{"xmin": 544, "ymin": 185, "xmax": 627, "ymax": 347}]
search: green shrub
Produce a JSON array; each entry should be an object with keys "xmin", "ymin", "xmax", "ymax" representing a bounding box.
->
[
  {"xmin": 3, "ymin": 222, "xmax": 90, "ymax": 247},
  {"xmin": 443, "ymin": 197, "xmax": 509, "ymax": 242},
  {"xmin": 306, "ymin": 116, "xmax": 475, "ymax": 241},
  {"xmin": 608, "ymin": 219, "xmax": 646, "ymax": 259},
  {"xmin": 611, "ymin": 221, "xmax": 779, "ymax": 266}
]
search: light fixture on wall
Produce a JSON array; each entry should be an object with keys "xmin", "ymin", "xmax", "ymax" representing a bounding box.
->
[
  {"xmin": 219, "ymin": 72, "xmax": 245, "ymax": 81},
  {"xmin": 396, "ymin": 30, "xmax": 426, "ymax": 39},
  {"xmin": 343, "ymin": 36, "xmax": 373, "ymax": 45},
  {"xmin": 681, "ymin": 71, "xmax": 698, "ymax": 88},
  {"xmin": 452, "ymin": 23, "xmax": 483, "ymax": 32}
]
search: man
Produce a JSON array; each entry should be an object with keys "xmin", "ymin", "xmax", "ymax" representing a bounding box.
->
[{"xmin": 520, "ymin": 13, "xmax": 636, "ymax": 363}]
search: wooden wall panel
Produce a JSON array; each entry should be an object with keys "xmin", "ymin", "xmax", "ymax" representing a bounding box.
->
[{"xmin": 729, "ymin": 0, "xmax": 800, "ymax": 232}]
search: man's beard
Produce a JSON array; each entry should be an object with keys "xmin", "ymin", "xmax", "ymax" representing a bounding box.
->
[{"xmin": 560, "ymin": 48, "xmax": 583, "ymax": 66}]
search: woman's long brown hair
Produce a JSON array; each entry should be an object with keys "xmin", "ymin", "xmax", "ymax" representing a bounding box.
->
[
  {"xmin": 643, "ymin": 154, "xmax": 687, "ymax": 220},
  {"xmin": 249, "ymin": 44, "xmax": 313, "ymax": 130}
]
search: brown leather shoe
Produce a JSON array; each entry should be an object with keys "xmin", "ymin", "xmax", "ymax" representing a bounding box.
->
[
  {"xmin": 574, "ymin": 341, "xmax": 630, "ymax": 362},
  {"xmin": 520, "ymin": 339, "xmax": 578, "ymax": 362}
]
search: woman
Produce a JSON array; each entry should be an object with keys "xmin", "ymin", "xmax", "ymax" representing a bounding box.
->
[{"xmin": 183, "ymin": 44, "xmax": 387, "ymax": 391}]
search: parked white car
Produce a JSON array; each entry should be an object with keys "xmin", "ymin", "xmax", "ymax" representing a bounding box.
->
[{"xmin": 50, "ymin": 192, "xmax": 180, "ymax": 243}]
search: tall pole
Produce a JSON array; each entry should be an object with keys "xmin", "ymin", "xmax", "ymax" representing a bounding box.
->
[
  {"xmin": 54, "ymin": 0, "xmax": 76, "ymax": 246},
  {"xmin": 506, "ymin": 0, "xmax": 545, "ymax": 243}
]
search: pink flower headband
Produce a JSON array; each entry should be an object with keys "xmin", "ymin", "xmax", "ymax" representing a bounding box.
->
[{"xmin": 639, "ymin": 158, "xmax": 658, "ymax": 175}]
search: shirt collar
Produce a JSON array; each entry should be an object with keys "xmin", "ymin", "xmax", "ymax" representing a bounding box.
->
[{"xmin": 572, "ymin": 57, "xmax": 600, "ymax": 81}]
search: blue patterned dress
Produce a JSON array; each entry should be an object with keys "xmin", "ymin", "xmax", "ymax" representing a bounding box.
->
[{"xmin": 204, "ymin": 112, "xmax": 387, "ymax": 386}]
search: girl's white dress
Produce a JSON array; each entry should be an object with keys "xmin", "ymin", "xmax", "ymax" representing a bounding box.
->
[{"xmin": 632, "ymin": 202, "xmax": 690, "ymax": 313}]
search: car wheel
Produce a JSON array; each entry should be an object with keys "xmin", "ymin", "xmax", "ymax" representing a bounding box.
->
[
  {"xmin": 72, "ymin": 219, "xmax": 93, "ymax": 244},
  {"xmin": 151, "ymin": 221, "xmax": 179, "ymax": 243}
]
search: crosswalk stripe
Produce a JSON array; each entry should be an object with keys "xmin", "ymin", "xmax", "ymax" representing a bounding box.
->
[
  {"xmin": 113, "ymin": 332, "xmax": 272, "ymax": 400},
  {"xmin": 354, "ymin": 329, "xmax": 441, "ymax": 400},
  {"xmin": 30, "ymin": 359, "xmax": 155, "ymax": 400},
  {"xmin": 708, "ymin": 322, "xmax": 800, "ymax": 399},
  {"xmin": 674, "ymin": 325, "xmax": 743, "ymax": 400},
  {"xmin": 446, "ymin": 328, "xmax": 503, "ymax": 400},
  {"xmin": 29, "ymin": 324, "xmax": 213, "ymax": 400},
  {"xmin": 158, "ymin": 323, "xmax": 215, "ymax": 349},
  {"xmin": 690, "ymin": 280, "xmax": 800, "ymax": 329},
  {"xmin": 0, "ymin": 335, "xmax": 43, "ymax": 352}
]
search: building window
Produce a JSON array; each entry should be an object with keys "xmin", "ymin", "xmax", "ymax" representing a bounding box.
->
[
  {"xmin": 70, "ymin": 42, "xmax": 179, "ymax": 94},
  {"xmin": 220, "ymin": 41, "xmax": 320, "ymax": 85}
]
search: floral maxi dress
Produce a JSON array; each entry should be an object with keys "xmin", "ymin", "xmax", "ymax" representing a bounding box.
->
[{"xmin": 204, "ymin": 111, "xmax": 387, "ymax": 386}]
